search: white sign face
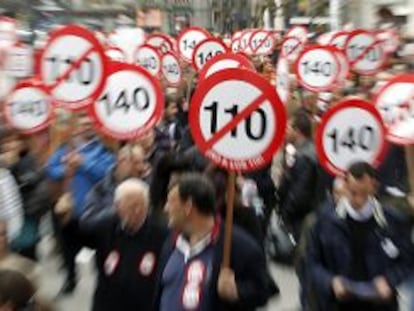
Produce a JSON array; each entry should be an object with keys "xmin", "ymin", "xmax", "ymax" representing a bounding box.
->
[
  {"xmin": 317, "ymin": 101, "xmax": 386, "ymax": 175},
  {"xmin": 0, "ymin": 17, "xmax": 17, "ymax": 49},
  {"xmin": 192, "ymin": 39, "xmax": 227, "ymax": 70},
  {"xmin": 146, "ymin": 34, "xmax": 173, "ymax": 54},
  {"xmin": 40, "ymin": 25, "xmax": 108, "ymax": 110},
  {"xmin": 4, "ymin": 44, "xmax": 33, "ymax": 78},
  {"xmin": 106, "ymin": 47, "xmax": 126, "ymax": 62},
  {"xmin": 375, "ymin": 76, "xmax": 414, "ymax": 145},
  {"xmin": 92, "ymin": 63, "xmax": 163, "ymax": 140},
  {"xmin": 377, "ymin": 29, "xmax": 399, "ymax": 54},
  {"xmin": 231, "ymin": 39, "xmax": 242, "ymax": 53},
  {"xmin": 296, "ymin": 47, "xmax": 340, "ymax": 92},
  {"xmin": 240, "ymin": 30, "xmax": 254, "ymax": 55},
  {"xmin": 178, "ymin": 28, "xmax": 209, "ymax": 63},
  {"xmin": 281, "ymin": 37, "xmax": 303, "ymax": 62},
  {"xmin": 345, "ymin": 31, "xmax": 385, "ymax": 75},
  {"xmin": 330, "ymin": 32, "xmax": 349, "ymax": 50},
  {"xmin": 317, "ymin": 32, "xmax": 335, "ymax": 46},
  {"xmin": 285, "ymin": 26, "xmax": 308, "ymax": 43},
  {"xmin": 135, "ymin": 45, "xmax": 161, "ymax": 76},
  {"xmin": 161, "ymin": 52, "xmax": 182, "ymax": 87},
  {"xmin": 250, "ymin": 30, "xmax": 275, "ymax": 55},
  {"xmin": 276, "ymin": 57, "xmax": 290, "ymax": 104},
  {"xmin": 5, "ymin": 83, "xmax": 52, "ymax": 133}
]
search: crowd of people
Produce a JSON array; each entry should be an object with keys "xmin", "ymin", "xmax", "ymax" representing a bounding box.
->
[{"xmin": 1, "ymin": 12, "xmax": 414, "ymax": 311}]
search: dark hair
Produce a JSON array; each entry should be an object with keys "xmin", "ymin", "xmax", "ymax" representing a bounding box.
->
[
  {"xmin": 165, "ymin": 94, "xmax": 177, "ymax": 108},
  {"xmin": 177, "ymin": 173, "xmax": 216, "ymax": 216},
  {"xmin": 347, "ymin": 162, "xmax": 377, "ymax": 180},
  {"xmin": 292, "ymin": 111, "xmax": 312, "ymax": 139},
  {"xmin": 0, "ymin": 269, "xmax": 35, "ymax": 310}
]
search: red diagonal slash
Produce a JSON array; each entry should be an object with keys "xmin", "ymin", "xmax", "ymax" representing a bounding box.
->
[
  {"xmin": 201, "ymin": 93, "xmax": 267, "ymax": 150},
  {"xmin": 350, "ymin": 39, "xmax": 382, "ymax": 66},
  {"xmin": 48, "ymin": 46, "xmax": 95, "ymax": 90},
  {"xmin": 252, "ymin": 32, "xmax": 273, "ymax": 54},
  {"xmin": 283, "ymin": 39, "xmax": 301, "ymax": 58}
]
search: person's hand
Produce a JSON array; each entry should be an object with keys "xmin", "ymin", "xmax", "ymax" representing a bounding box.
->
[
  {"xmin": 217, "ymin": 268, "xmax": 238, "ymax": 302},
  {"xmin": 373, "ymin": 276, "xmax": 393, "ymax": 301},
  {"xmin": 332, "ymin": 276, "xmax": 349, "ymax": 301}
]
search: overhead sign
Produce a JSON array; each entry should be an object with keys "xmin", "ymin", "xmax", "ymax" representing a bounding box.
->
[
  {"xmin": 189, "ymin": 68, "xmax": 286, "ymax": 172},
  {"xmin": 4, "ymin": 43, "xmax": 33, "ymax": 78},
  {"xmin": 145, "ymin": 33, "xmax": 174, "ymax": 54},
  {"xmin": 177, "ymin": 27, "xmax": 210, "ymax": 63},
  {"xmin": 39, "ymin": 24, "xmax": 108, "ymax": 110},
  {"xmin": 161, "ymin": 51, "xmax": 182, "ymax": 87},
  {"xmin": 90, "ymin": 62, "xmax": 164, "ymax": 140},
  {"xmin": 294, "ymin": 45, "xmax": 340, "ymax": 92},
  {"xmin": 134, "ymin": 44, "xmax": 162, "ymax": 77},
  {"xmin": 192, "ymin": 38, "xmax": 227, "ymax": 70},
  {"xmin": 374, "ymin": 74, "xmax": 414, "ymax": 145},
  {"xmin": 249, "ymin": 30, "xmax": 276, "ymax": 56},
  {"xmin": 276, "ymin": 57, "xmax": 290, "ymax": 104},
  {"xmin": 315, "ymin": 98, "xmax": 387, "ymax": 176},
  {"xmin": 4, "ymin": 79, "xmax": 53, "ymax": 134},
  {"xmin": 345, "ymin": 30, "xmax": 386, "ymax": 76},
  {"xmin": 198, "ymin": 52, "xmax": 255, "ymax": 81}
]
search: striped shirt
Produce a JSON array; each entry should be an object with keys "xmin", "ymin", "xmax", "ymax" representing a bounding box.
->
[{"xmin": 0, "ymin": 168, "xmax": 23, "ymax": 241}]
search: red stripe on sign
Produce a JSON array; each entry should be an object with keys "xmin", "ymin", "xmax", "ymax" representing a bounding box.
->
[
  {"xmin": 253, "ymin": 32, "xmax": 273, "ymax": 54},
  {"xmin": 287, "ymin": 40, "xmax": 301, "ymax": 57},
  {"xmin": 201, "ymin": 93, "xmax": 267, "ymax": 150},
  {"xmin": 350, "ymin": 40, "xmax": 381, "ymax": 66},
  {"xmin": 49, "ymin": 46, "xmax": 95, "ymax": 90}
]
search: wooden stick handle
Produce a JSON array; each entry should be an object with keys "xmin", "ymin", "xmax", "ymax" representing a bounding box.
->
[{"xmin": 222, "ymin": 171, "xmax": 236, "ymax": 268}]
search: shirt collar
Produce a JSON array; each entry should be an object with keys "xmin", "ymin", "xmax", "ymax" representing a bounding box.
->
[{"xmin": 343, "ymin": 197, "xmax": 375, "ymax": 222}]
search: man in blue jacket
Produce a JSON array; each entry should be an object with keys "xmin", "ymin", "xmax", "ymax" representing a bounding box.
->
[
  {"xmin": 46, "ymin": 114, "xmax": 114, "ymax": 294},
  {"xmin": 154, "ymin": 173, "xmax": 271, "ymax": 311},
  {"xmin": 307, "ymin": 162, "xmax": 413, "ymax": 311}
]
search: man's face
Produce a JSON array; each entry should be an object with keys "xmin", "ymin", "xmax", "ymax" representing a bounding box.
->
[
  {"xmin": 164, "ymin": 186, "xmax": 188, "ymax": 230},
  {"xmin": 165, "ymin": 101, "xmax": 178, "ymax": 122},
  {"xmin": 116, "ymin": 194, "xmax": 147, "ymax": 230},
  {"xmin": 345, "ymin": 174, "xmax": 375, "ymax": 210},
  {"xmin": 131, "ymin": 148, "xmax": 147, "ymax": 178},
  {"xmin": 76, "ymin": 116, "xmax": 95, "ymax": 141},
  {"xmin": 116, "ymin": 153, "xmax": 132, "ymax": 181},
  {"xmin": 285, "ymin": 120, "xmax": 298, "ymax": 144}
]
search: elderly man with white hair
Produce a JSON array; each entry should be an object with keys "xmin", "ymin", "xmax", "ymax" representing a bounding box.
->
[{"xmin": 81, "ymin": 178, "xmax": 168, "ymax": 311}]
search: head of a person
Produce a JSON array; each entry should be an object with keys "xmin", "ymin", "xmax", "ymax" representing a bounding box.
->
[
  {"xmin": 75, "ymin": 113, "xmax": 95, "ymax": 142},
  {"xmin": 114, "ymin": 179, "xmax": 149, "ymax": 231},
  {"xmin": 164, "ymin": 95, "xmax": 178, "ymax": 122},
  {"xmin": 0, "ymin": 270, "xmax": 35, "ymax": 311},
  {"xmin": 130, "ymin": 145, "xmax": 147, "ymax": 178},
  {"xmin": 164, "ymin": 173, "xmax": 216, "ymax": 233},
  {"xmin": 135, "ymin": 129, "xmax": 155, "ymax": 153},
  {"xmin": 286, "ymin": 111, "xmax": 312, "ymax": 144},
  {"xmin": 344, "ymin": 162, "xmax": 377, "ymax": 210},
  {"xmin": 0, "ymin": 128, "xmax": 25, "ymax": 158},
  {"xmin": 0, "ymin": 220, "xmax": 8, "ymax": 256}
]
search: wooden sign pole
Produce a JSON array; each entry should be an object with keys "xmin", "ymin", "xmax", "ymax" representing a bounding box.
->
[{"xmin": 222, "ymin": 171, "xmax": 236, "ymax": 268}]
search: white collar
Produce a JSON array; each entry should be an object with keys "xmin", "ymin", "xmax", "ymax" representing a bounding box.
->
[
  {"xmin": 176, "ymin": 233, "xmax": 212, "ymax": 263},
  {"xmin": 343, "ymin": 197, "xmax": 375, "ymax": 222}
]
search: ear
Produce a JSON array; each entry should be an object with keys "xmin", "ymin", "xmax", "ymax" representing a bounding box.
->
[{"xmin": 184, "ymin": 199, "xmax": 193, "ymax": 217}]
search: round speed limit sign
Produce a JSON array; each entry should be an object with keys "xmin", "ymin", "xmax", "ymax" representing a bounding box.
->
[
  {"xmin": 315, "ymin": 99, "xmax": 387, "ymax": 176},
  {"xmin": 4, "ymin": 79, "xmax": 53, "ymax": 134},
  {"xmin": 90, "ymin": 62, "xmax": 164, "ymax": 140},
  {"xmin": 374, "ymin": 74, "xmax": 414, "ymax": 145},
  {"xmin": 39, "ymin": 25, "xmax": 108, "ymax": 110},
  {"xmin": 145, "ymin": 33, "xmax": 174, "ymax": 54},
  {"xmin": 189, "ymin": 68, "xmax": 286, "ymax": 172},
  {"xmin": 345, "ymin": 30, "xmax": 386, "ymax": 76},
  {"xmin": 192, "ymin": 38, "xmax": 227, "ymax": 70},
  {"xmin": 281, "ymin": 36, "xmax": 303, "ymax": 63},
  {"xmin": 177, "ymin": 27, "xmax": 210, "ymax": 63},
  {"xmin": 294, "ymin": 45, "xmax": 340, "ymax": 92},
  {"xmin": 161, "ymin": 51, "xmax": 182, "ymax": 87},
  {"xmin": 134, "ymin": 44, "xmax": 162, "ymax": 77},
  {"xmin": 106, "ymin": 46, "xmax": 126, "ymax": 62},
  {"xmin": 249, "ymin": 30, "xmax": 276, "ymax": 56}
]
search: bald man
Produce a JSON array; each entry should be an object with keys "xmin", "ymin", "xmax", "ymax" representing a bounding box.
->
[{"xmin": 82, "ymin": 179, "xmax": 168, "ymax": 311}]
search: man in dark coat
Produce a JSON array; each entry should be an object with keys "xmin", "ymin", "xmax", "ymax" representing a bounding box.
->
[
  {"xmin": 81, "ymin": 178, "xmax": 168, "ymax": 311},
  {"xmin": 307, "ymin": 162, "xmax": 413, "ymax": 311},
  {"xmin": 154, "ymin": 173, "xmax": 271, "ymax": 311}
]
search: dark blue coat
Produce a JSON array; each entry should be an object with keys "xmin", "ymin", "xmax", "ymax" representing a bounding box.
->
[
  {"xmin": 153, "ymin": 222, "xmax": 272, "ymax": 311},
  {"xmin": 307, "ymin": 201, "xmax": 413, "ymax": 311}
]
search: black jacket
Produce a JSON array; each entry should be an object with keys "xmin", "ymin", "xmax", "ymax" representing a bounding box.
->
[
  {"xmin": 153, "ymin": 222, "xmax": 271, "ymax": 311},
  {"xmin": 81, "ymin": 216, "xmax": 168, "ymax": 311}
]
